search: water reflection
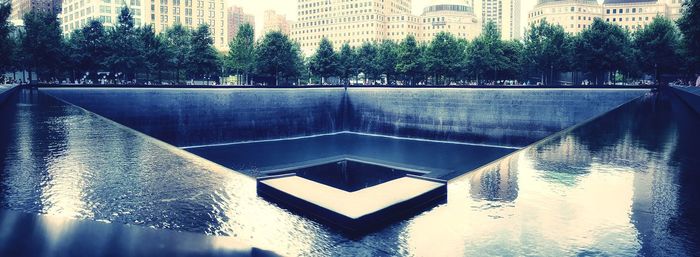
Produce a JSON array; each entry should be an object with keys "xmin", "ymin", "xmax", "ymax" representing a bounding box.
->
[{"xmin": 1, "ymin": 88, "xmax": 699, "ymax": 256}]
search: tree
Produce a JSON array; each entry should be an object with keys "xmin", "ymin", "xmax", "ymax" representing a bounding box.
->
[
  {"xmin": 501, "ymin": 40, "xmax": 526, "ymax": 82},
  {"xmin": 186, "ymin": 24, "xmax": 220, "ymax": 82},
  {"xmin": 104, "ymin": 6, "xmax": 143, "ymax": 81},
  {"xmin": 467, "ymin": 21, "xmax": 508, "ymax": 84},
  {"xmin": 337, "ymin": 43, "xmax": 357, "ymax": 85},
  {"xmin": 22, "ymin": 10, "xmax": 64, "ymax": 81},
  {"xmin": 427, "ymin": 32, "xmax": 465, "ymax": 85},
  {"xmin": 140, "ymin": 25, "xmax": 171, "ymax": 82},
  {"xmin": 633, "ymin": 16, "xmax": 681, "ymax": 85},
  {"xmin": 0, "ymin": 2, "xmax": 13, "ymax": 74},
  {"xmin": 575, "ymin": 18, "xmax": 632, "ymax": 85},
  {"xmin": 255, "ymin": 31, "xmax": 303, "ymax": 85},
  {"xmin": 376, "ymin": 40, "xmax": 399, "ymax": 85},
  {"xmin": 226, "ymin": 23, "xmax": 255, "ymax": 85},
  {"xmin": 67, "ymin": 20, "xmax": 107, "ymax": 81},
  {"xmin": 164, "ymin": 24, "xmax": 191, "ymax": 83},
  {"xmin": 357, "ymin": 42, "xmax": 380, "ymax": 84},
  {"xmin": 396, "ymin": 35, "xmax": 423, "ymax": 86},
  {"xmin": 309, "ymin": 37, "xmax": 339, "ymax": 84},
  {"xmin": 524, "ymin": 20, "xmax": 572, "ymax": 85},
  {"xmin": 677, "ymin": 0, "xmax": 700, "ymax": 74}
]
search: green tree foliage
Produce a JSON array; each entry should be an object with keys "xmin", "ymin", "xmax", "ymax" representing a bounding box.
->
[
  {"xmin": 357, "ymin": 42, "xmax": 380, "ymax": 84},
  {"xmin": 575, "ymin": 18, "xmax": 632, "ymax": 84},
  {"xmin": 396, "ymin": 35, "xmax": 422, "ymax": 85},
  {"xmin": 677, "ymin": 0, "xmax": 700, "ymax": 73},
  {"xmin": 186, "ymin": 24, "xmax": 220, "ymax": 82},
  {"xmin": 524, "ymin": 20, "xmax": 572, "ymax": 85},
  {"xmin": 337, "ymin": 43, "xmax": 357, "ymax": 85},
  {"xmin": 105, "ymin": 6, "xmax": 143, "ymax": 80},
  {"xmin": 0, "ymin": 2, "xmax": 13, "ymax": 74},
  {"xmin": 467, "ymin": 21, "xmax": 508, "ymax": 84},
  {"xmin": 67, "ymin": 20, "xmax": 107, "ymax": 81},
  {"xmin": 309, "ymin": 37, "xmax": 339, "ymax": 83},
  {"xmin": 22, "ymin": 10, "xmax": 64, "ymax": 80},
  {"xmin": 140, "ymin": 25, "xmax": 171, "ymax": 82},
  {"xmin": 427, "ymin": 32, "xmax": 464, "ymax": 85},
  {"xmin": 500, "ymin": 40, "xmax": 525, "ymax": 82},
  {"xmin": 633, "ymin": 16, "xmax": 681, "ymax": 84},
  {"xmin": 255, "ymin": 31, "xmax": 303, "ymax": 85},
  {"xmin": 376, "ymin": 40, "xmax": 399, "ymax": 85},
  {"xmin": 226, "ymin": 23, "xmax": 255, "ymax": 85},
  {"xmin": 164, "ymin": 24, "xmax": 190, "ymax": 83}
]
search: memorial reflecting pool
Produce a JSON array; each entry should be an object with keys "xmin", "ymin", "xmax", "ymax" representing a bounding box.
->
[{"xmin": 0, "ymin": 87, "xmax": 698, "ymax": 256}]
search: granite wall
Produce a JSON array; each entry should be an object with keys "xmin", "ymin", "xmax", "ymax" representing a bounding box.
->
[
  {"xmin": 345, "ymin": 88, "xmax": 649, "ymax": 146},
  {"xmin": 42, "ymin": 88, "xmax": 346, "ymax": 147},
  {"xmin": 42, "ymin": 87, "xmax": 649, "ymax": 147}
]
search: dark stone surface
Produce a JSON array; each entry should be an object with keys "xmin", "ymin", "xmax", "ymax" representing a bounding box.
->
[
  {"xmin": 672, "ymin": 86, "xmax": 700, "ymax": 116},
  {"xmin": 0, "ymin": 85, "xmax": 17, "ymax": 107},
  {"xmin": 41, "ymin": 87, "xmax": 648, "ymax": 148},
  {"xmin": 41, "ymin": 88, "xmax": 346, "ymax": 147},
  {"xmin": 346, "ymin": 88, "xmax": 649, "ymax": 147}
]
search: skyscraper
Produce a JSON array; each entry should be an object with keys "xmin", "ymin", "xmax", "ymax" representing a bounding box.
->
[
  {"xmin": 59, "ymin": 0, "xmax": 145, "ymax": 34},
  {"xmin": 59, "ymin": 0, "xmax": 228, "ymax": 51},
  {"xmin": 263, "ymin": 9, "xmax": 290, "ymax": 35},
  {"xmin": 528, "ymin": 0, "xmax": 686, "ymax": 34},
  {"xmin": 148, "ymin": 0, "xmax": 227, "ymax": 50},
  {"xmin": 292, "ymin": 0, "xmax": 481, "ymax": 56},
  {"xmin": 227, "ymin": 6, "xmax": 254, "ymax": 43},
  {"xmin": 11, "ymin": 0, "xmax": 62, "ymax": 20},
  {"xmin": 474, "ymin": 0, "xmax": 521, "ymax": 39}
]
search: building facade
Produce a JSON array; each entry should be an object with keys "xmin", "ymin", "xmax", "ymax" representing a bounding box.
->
[
  {"xmin": 147, "ymin": 0, "xmax": 227, "ymax": 50},
  {"xmin": 59, "ymin": 0, "xmax": 145, "ymax": 33},
  {"xmin": 59, "ymin": 0, "xmax": 228, "ymax": 51},
  {"xmin": 418, "ymin": 2, "xmax": 481, "ymax": 42},
  {"xmin": 527, "ymin": 0, "xmax": 601, "ymax": 33},
  {"xmin": 11, "ymin": 0, "xmax": 62, "ymax": 20},
  {"xmin": 227, "ymin": 6, "xmax": 254, "ymax": 43},
  {"xmin": 528, "ymin": 0, "xmax": 687, "ymax": 34},
  {"xmin": 263, "ymin": 9, "xmax": 290, "ymax": 35},
  {"xmin": 474, "ymin": 0, "xmax": 521, "ymax": 39},
  {"xmin": 291, "ymin": 0, "xmax": 481, "ymax": 57}
]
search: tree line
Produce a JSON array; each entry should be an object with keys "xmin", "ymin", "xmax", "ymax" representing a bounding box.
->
[
  {"xmin": 297, "ymin": 16, "xmax": 694, "ymax": 86},
  {"xmin": 1, "ymin": 0, "xmax": 699, "ymax": 85}
]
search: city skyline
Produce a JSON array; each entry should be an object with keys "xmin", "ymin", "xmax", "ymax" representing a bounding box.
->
[{"xmin": 229, "ymin": 0, "xmax": 542, "ymax": 38}]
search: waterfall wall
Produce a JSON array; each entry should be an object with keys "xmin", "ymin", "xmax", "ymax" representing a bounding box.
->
[{"xmin": 42, "ymin": 87, "xmax": 649, "ymax": 147}]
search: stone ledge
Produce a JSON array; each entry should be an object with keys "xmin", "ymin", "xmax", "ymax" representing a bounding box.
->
[{"xmin": 257, "ymin": 174, "xmax": 447, "ymax": 235}]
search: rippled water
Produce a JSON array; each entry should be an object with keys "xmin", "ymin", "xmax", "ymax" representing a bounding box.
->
[{"xmin": 1, "ymin": 88, "xmax": 698, "ymax": 256}]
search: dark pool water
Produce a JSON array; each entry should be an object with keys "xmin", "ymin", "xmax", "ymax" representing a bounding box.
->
[
  {"xmin": 274, "ymin": 159, "xmax": 419, "ymax": 192},
  {"xmin": 0, "ymin": 88, "xmax": 698, "ymax": 256}
]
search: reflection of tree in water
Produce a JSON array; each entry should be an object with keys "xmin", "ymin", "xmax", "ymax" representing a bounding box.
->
[
  {"xmin": 527, "ymin": 91, "xmax": 677, "ymax": 187},
  {"xmin": 469, "ymin": 154, "xmax": 519, "ymax": 202}
]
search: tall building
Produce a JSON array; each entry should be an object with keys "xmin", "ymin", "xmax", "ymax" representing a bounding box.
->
[
  {"xmin": 418, "ymin": 1, "xmax": 481, "ymax": 42},
  {"xmin": 291, "ymin": 0, "xmax": 481, "ymax": 56},
  {"xmin": 527, "ymin": 0, "xmax": 602, "ymax": 34},
  {"xmin": 59, "ymin": 0, "xmax": 145, "ymax": 34},
  {"xmin": 59, "ymin": 0, "xmax": 228, "ymax": 51},
  {"xmin": 528, "ymin": 0, "xmax": 687, "ymax": 34},
  {"xmin": 11, "ymin": 0, "xmax": 62, "ymax": 20},
  {"xmin": 227, "ymin": 6, "xmax": 254, "ymax": 43},
  {"xmin": 474, "ymin": 0, "xmax": 521, "ymax": 39},
  {"xmin": 148, "ymin": 0, "xmax": 227, "ymax": 50},
  {"xmin": 263, "ymin": 9, "xmax": 290, "ymax": 35}
]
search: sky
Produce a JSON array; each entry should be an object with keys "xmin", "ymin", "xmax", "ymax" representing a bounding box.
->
[{"xmin": 228, "ymin": 0, "xmax": 539, "ymax": 38}]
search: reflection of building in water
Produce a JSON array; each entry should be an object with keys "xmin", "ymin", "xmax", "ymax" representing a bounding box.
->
[{"xmin": 469, "ymin": 154, "xmax": 519, "ymax": 202}]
